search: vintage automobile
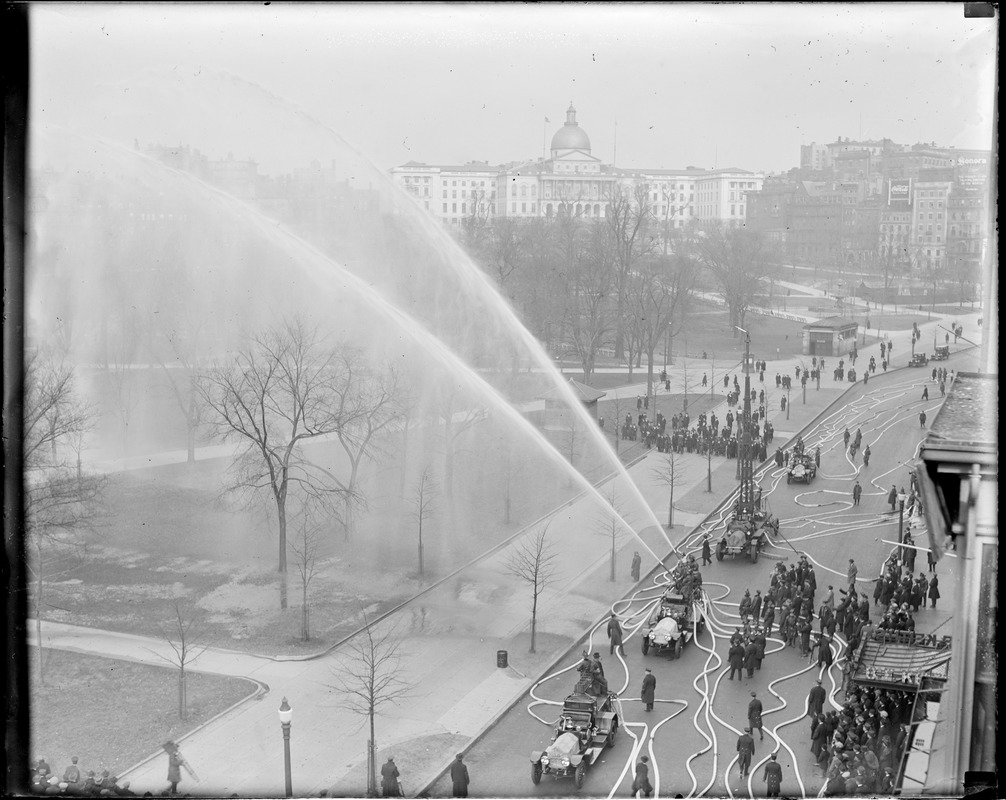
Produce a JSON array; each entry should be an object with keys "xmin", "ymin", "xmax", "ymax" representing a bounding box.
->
[
  {"xmin": 787, "ymin": 454, "xmax": 817, "ymax": 484},
  {"xmin": 932, "ymin": 346, "xmax": 950, "ymax": 361},
  {"xmin": 531, "ymin": 692, "xmax": 619, "ymax": 788},
  {"xmin": 717, "ymin": 506, "xmax": 779, "ymax": 563},
  {"xmin": 909, "ymin": 353, "xmax": 929, "ymax": 367},
  {"xmin": 641, "ymin": 590, "xmax": 705, "ymax": 658}
]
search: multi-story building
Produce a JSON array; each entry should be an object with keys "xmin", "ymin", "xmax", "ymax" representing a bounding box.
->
[
  {"xmin": 799, "ymin": 142, "xmax": 829, "ymax": 171},
  {"xmin": 392, "ymin": 104, "xmax": 763, "ymax": 228},
  {"xmin": 909, "ymin": 168, "xmax": 954, "ymax": 272}
]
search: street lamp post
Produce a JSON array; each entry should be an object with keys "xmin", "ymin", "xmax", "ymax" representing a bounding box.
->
[
  {"xmin": 278, "ymin": 697, "xmax": 293, "ymax": 798},
  {"xmin": 897, "ymin": 495, "xmax": 907, "ymax": 548}
]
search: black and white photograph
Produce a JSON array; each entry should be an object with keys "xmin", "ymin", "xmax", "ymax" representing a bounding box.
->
[{"xmin": 6, "ymin": 3, "xmax": 997, "ymax": 798}]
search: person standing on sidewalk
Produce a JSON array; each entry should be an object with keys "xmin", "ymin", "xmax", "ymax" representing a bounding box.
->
[
  {"xmin": 737, "ymin": 728, "xmax": 756, "ymax": 779},
  {"xmin": 763, "ymin": 753, "xmax": 783, "ymax": 797},
  {"xmin": 381, "ymin": 757, "xmax": 401, "ymax": 797},
  {"xmin": 607, "ymin": 613, "xmax": 624, "ymax": 656},
  {"xmin": 631, "ymin": 551, "xmax": 641, "ymax": 582},
  {"xmin": 919, "ymin": 410, "xmax": 927, "ymax": 428},
  {"xmin": 888, "ymin": 485, "xmax": 898, "ymax": 511},
  {"xmin": 450, "ymin": 753, "xmax": 470, "ymax": 798},
  {"xmin": 166, "ymin": 748, "xmax": 183, "ymax": 795},
  {"xmin": 928, "ymin": 575, "xmax": 940, "ymax": 608}
]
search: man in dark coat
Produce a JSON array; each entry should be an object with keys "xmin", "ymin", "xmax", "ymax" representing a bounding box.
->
[
  {"xmin": 166, "ymin": 751, "xmax": 183, "ymax": 795},
  {"xmin": 888, "ymin": 485, "xmax": 898, "ymax": 511},
  {"xmin": 818, "ymin": 635, "xmax": 834, "ymax": 669},
  {"xmin": 928, "ymin": 575, "xmax": 940, "ymax": 608},
  {"xmin": 744, "ymin": 640, "xmax": 758, "ymax": 678},
  {"xmin": 640, "ymin": 668, "xmax": 656, "ymax": 711},
  {"xmin": 748, "ymin": 692, "xmax": 764, "ymax": 741},
  {"xmin": 728, "ymin": 641, "xmax": 745, "ymax": 680},
  {"xmin": 380, "ymin": 757, "xmax": 401, "ymax": 797},
  {"xmin": 736, "ymin": 728, "xmax": 756, "ymax": 778},
  {"xmin": 450, "ymin": 753, "xmax": 470, "ymax": 798},
  {"xmin": 631, "ymin": 551, "xmax": 641, "ymax": 581},
  {"xmin": 852, "ymin": 481, "xmax": 862, "ymax": 506},
  {"xmin": 606, "ymin": 613, "xmax": 624, "ymax": 656},
  {"xmin": 807, "ymin": 679, "xmax": 826, "ymax": 718},
  {"xmin": 701, "ymin": 536, "xmax": 712, "ymax": 566},
  {"xmin": 763, "ymin": 753, "xmax": 783, "ymax": 797},
  {"xmin": 632, "ymin": 756, "xmax": 653, "ymax": 798}
]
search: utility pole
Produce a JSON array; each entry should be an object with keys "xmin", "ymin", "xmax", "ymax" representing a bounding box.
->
[
  {"xmin": 707, "ymin": 361, "xmax": 714, "ymax": 493},
  {"xmin": 733, "ymin": 327, "xmax": 754, "ymax": 513}
]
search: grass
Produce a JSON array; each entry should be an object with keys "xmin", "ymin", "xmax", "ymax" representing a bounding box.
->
[{"xmin": 29, "ymin": 648, "xmax": 257, "ymax": 782}]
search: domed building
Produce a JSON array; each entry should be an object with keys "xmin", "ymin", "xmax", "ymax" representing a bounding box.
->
[{"xmin": 550, "ymin": 103, "xmax": 592, "ymax": 158}]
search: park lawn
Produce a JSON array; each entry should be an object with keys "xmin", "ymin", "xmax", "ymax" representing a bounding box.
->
[{"xmin": 29, "ymin": 648, "xmax": 257, "ymax": 782}]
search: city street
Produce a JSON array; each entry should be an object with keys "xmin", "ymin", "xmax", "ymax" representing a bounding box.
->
[{"xmin": 426, "ymin": 348, "xmax": 975, "ymax": 798}]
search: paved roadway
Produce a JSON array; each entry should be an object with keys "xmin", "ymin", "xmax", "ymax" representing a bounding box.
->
[{"xmin": 426, "ymin": 348, "xmax": 976, "ymax": 799}]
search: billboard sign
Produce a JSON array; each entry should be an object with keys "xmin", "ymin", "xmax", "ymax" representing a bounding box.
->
[
  {"xmin": 888, "ymin": 178, "xmax": 911, "ymax": 205},
  {"xmin": 954, "ymin": 155, "xmax": 991, "ymax": 194}
]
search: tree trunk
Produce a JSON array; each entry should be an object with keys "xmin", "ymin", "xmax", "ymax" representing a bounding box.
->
[
  {"xmin": 610, "ymin": 536, "xmax": 616, "ymax": 582},
  {"xmin": 186, "ymin": 422, "xmax": 196, "ymax": 464},
  {"xmin": 277, "ymin": 496, "xmax": 288, "ymax": 610},
  {"xmin": 35, "ymin": 568, "xmax": 44, "ymax": 686},
  {"xmin": 530, "ymin": 590, "xmax": 538, "ymax": 653},
  {"xmin": 368, "ymin": 712, "xmax": 377, "ymax": 797},
  {"xmin": 418, "ymin": 517, "xmax": 424, "ymax": 577},
  {"xmin": 179, "ymin": 663, "xmax": 186, "ymax": 720},
  {"xmin": 302, "ymin": 580, "xmax": 310, "ymax": 640}
]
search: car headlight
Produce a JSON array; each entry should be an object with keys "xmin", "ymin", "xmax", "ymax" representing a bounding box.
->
[
  {"xmin": 558, "ymin": 757, "xmax": 569, "ymax": 768},
  {"xmin": 541, "ymin": 755, "xmax": 549, "ymax": 766}
]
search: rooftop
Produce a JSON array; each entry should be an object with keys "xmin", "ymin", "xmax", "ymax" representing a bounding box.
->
[
  {"xmin": 803, "ymin": 316, "xmax": 858, "ymax": 330},
  {"xmin": 923, "ymin": 372, "xmax": 997, "ymax": 453}
]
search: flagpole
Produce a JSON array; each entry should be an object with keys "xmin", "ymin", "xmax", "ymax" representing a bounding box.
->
[
  {"xmin": 613, "ymin": 118, "xmax": 617, "ymax": 166},
  {"xmin": 543, "ymin": 117, "xmax": 547, "ymax": 159}
]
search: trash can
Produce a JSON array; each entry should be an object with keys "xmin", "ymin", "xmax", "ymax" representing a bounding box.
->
[{"xmin": 496, "ymin": 650, "xmax": 508, "ymax": 669}]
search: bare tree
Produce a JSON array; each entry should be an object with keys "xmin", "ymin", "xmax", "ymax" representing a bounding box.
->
[
  {"xmin": 438, "ymin": 387, "xmax": 484, "ymax": 501},
  {"xmin": 328, "ymin": 617, "xmax": 414, "ymax": 797},
  {"xmin": 628, "ymin": 253, "xmax": 698, "ymax": 403},
  {"xmin": 594, "ymin": 485, "xmax": 630, "ymax": 582},
  {"xmin": 288, "ymin": 506, "xmax": 331, "ymax": 641},
  {"xmin": 152, "ymin": 601, "xmax": 208, "ymax": 720},
  {"xmin": 695, "ymin": 223, "xmax": 779, "ymax": 335},
  {"xmin": 200, "ymin": 318, "xmax": 356, "ymax": 609},
  {"xmin": 505, "ymin": 523, "xmax": 559, "ymax": 653},
  {"xmin": 652, "ymin": 448, "xmax": 685, "ymax": 529},
  {"xmin": 24, "ymin": 350, "xmax": 105, "ymax": 685},
  {"xmin": 158, "ymin": 322, "xmax": 210, "ymax": 464},
  {"xmin": 410, "ymin": 466, "xmax": 437, "ymax": 578},
  {"xmin": 607, "ymin": 181, "xmax": 658, "ymax": 360}
]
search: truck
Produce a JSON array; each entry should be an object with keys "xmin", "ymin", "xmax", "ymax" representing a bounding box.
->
[
  {"xmin": 530, "ymin": 692, "xmax": 619, "ymax": 788},
  {"xmin": 641, "ymin": 589, "xmax": 705, "ymax": 658},
  {"xmin": 716, "ymin": 506, "xmax": 779, "ymax": 563}
]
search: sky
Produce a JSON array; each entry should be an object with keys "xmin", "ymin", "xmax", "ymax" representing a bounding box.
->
[{"xmin": 29, "ymin": 3, "xmax": 998, "ymax": 176}]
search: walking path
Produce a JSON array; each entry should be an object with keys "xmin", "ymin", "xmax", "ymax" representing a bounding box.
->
[{"xmin": 37, "ymin": 309, "xmax": 982, "ymax": 797}]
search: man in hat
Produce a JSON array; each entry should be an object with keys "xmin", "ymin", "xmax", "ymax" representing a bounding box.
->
[
  {"xmin": 701, "ymin": 535, "xmax": 712, "ymax": 566},
  {"xmin": 748, "ymin": 692, "xmax": 764, "ymax": 741},
  {"xmin": 450, "ymin": 753, "xmax": 470, "ymax": 798},
  {"xmin": 381, "ymin": 757, "xmax": 401, "ymax": 797},
  {"xmin": 631, "ymin": 551, "xmax": 642, "ymax": 582},
  {"xmin": 888, "ymin": 485, "xmax": 898, "ymax": 511},
  {"xmin": 736, "ymin": 728, "xmax": 756, "ymax": 778},
  {"xmin": 852, "ymin": 481, "xmax": 862, "ymax": 506},
  {"xmin": 632, "ymin": 755, "xmax": 653, "ymax": 798},
  {"xmin": 641, "ymin": 668, "xmax": 656, "ymax": 711},
  {"xmin": 727, "ymin": 639, "xmax": 745, "ymax": 680},
  {"xmin": 606, "ymin": 613, "xmax": 624, "ymax": 656},
  {"xmin": 762, "ymin": 752, "xmax": 783, "ymax": 797},
  {"xmin": 847, "ymin": 559, "xmax": 858, "ymax": 589},
  {"xmin": 591, "ymin": 652, "xmax": 608, "ymax": 694},
  {"xmin": 807, "ymin": 679, "xmax": 826, "ymax": 718},
  {"xmin": 63, "ymin": 757, "xmax": 81, "ymax": 786}
]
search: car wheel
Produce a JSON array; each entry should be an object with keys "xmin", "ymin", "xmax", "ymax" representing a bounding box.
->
[
  {"xmin": 574, "ymin": 762, "xmax": 586, "ymax": 789},
  {"xmin": 607, "ymin": 721, "xmax": 618, "ymax": 748},
  {"xmin": 641, "ymin": 636, "xmax": 649, "ymax": 655},
  {"xmin": 531, "ymin": 762, "xmax": 542, "ymax": 785},
  {"xmin": 751, "ymin": 546, "xmax": 759, "ymax": 563},
  {"xmin": 675, "ymin": 636, "xmax": 684, "ymax": 658}
]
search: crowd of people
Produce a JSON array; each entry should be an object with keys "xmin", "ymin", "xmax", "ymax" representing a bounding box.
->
[{"xmin": 30, "ymin": 758, "xmax": 135, "ymax": 797}]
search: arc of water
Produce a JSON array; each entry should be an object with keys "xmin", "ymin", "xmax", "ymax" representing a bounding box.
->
[{"xmin": 42, "ymin": 127, "xmax": 670, "ymax": 565}]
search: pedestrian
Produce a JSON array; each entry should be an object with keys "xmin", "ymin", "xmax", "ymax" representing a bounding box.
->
[
  {"xmin": 807, "ymin": 678, "xmax": 826, "ymax": 718},
  {"xmin": 637, "ymin": 396, "xmax": 642, "ymax": 411},
  {"xmin": 852, "ymin": 481, "xmax": 862, "ymax": 506},
  {"xmin": 817, "ymin": 635, "xmax": 834, "ymax": 669},
  {"xmin": 606, "ymin": 613, "xmax": 624, "ymax": 656},
  {"xmin": 632, "ymin": 756, "xmax": 653, "ymax": 798},
  {"xmin": 863, "ymin": 445, "xmax": 871, "ymax": 467},
  {"xmin": 744, "ymin": 639, "xmax": 758, "ymax": 678},
  {"xmin": 864, "ymin": 371, "xmax": 869, "ymax": 385},
  {"xmin": 882, "ymin": 358, "xmax": 888, "ymax": 371},
  {"xmin": 63, "ymin": 757, "xmax": 81, "ymax": 786},
  {"xmin": 931, "ymin": 366, "xmax": 937, "ymax": 381},
  {"xmin": 928, "ymin": 575, "xmax": 940, "ymax": 608},
  {"xmin": 450, "ymin": 753, "xmax": 470, "ymax": 798},
  {"xmin": 927, "ymin": 548, "xmax": 937, "ymax": 574},
  {"xmin": 843, "ymin": 428, "xmax": 850, "ymax": 448},
  {"xmin": 381, "ymin": 757, "xmax": 401, "ymax": 797},
  {"xmin": 763, "ymin": 753, "xmax": 783, "ymax": 797},
  {"xmin": 847, "ymin": 559, "xmax": 858, "ymax": 588},
  {"xmin": 703, "ymin": 373, "xmax": 708, "ymax": 387},
  {"xmin": 815, "ymin": 446, "xmax": 821, "ymax": 467},
  {"xmin": 166, "ymin": 748, "xmax": 183, "ymax": 795},
  {"xmin": 748, "ymin": 692, "xmax": 764, "ymax": 741},
  {"xmin": 888, "ymin": 485, "xmax": 898, "ymax": 511},
  {"xmin": 939, "ymin": 381, "xmax": 945, "ymax": 397},
  {"xmin": 701, "ymin": 535, "xmax": 713, "ymax": 565},
  {"xmin": 737, "ymin": 728, "xmax": 756, "ymax": 779},
  {"xmin": 727, "ymin": 641, "xmax": 745, "ymax": 680},
  {"xmin": 919, "ymin": 410, "xmax": 927, "ymax": 427},
  {"xmin": 641, "ymin": 668, "xmax": 656, "ymax": 711},
  {"xmin": 631, "ymin": 551, "xmax": 641, "ymax": 582},
  {"xmin": 921, "ymin": 386, "xmax": 929, "ymax": 401}
]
